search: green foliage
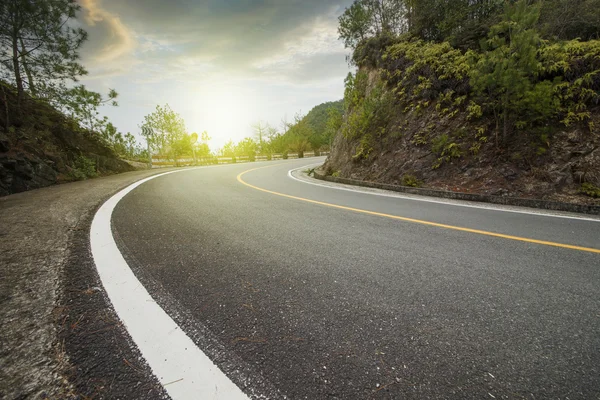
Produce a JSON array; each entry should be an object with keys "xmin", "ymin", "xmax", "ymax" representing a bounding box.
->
[
  {"xmin": 431, "ymin": 134, "xmax": 450, "ymax": 155},
  {"xmin": 63, "ymin": 86, "xmax": 119, "ymax": 132},
  {"xmin": 402, "ymin": 174, "xmax": 422, "ymax": 187},
  {"xmin": 353, "ymin": 33, "xmax": 400, "ymax": 67},
  {"xmin": 580, "ymin": 183, "xmax": 600, "ymax": 198},
  {"xmin": 220, "ymin": 140, "xmax": 236, "ymax": 157},
  {"xmin": 325, "ymin": 106, "xmax": 343, "ymax": 145},
  {"xmin": 304, "ymin": 168, "xmax": 316, "ymax": 177},
  {"xmin": 302, "ymin": 100, "xmax": 344, "ymax": 150},
  {"xmin": 343, "ymin": 73, "xmax": 393, "ymax": 142},
  {"xmin": 141, "ymin": 104, "xmax": 187, "ymax": 159},
  {"xmin": 235, "ymin": 137, "xmax": 258, "ymax": 160},
  {"xmin": 0, "ymin": 0, "xmax": 127, "ymax": 155},
  {"xmin": 539, "ymin": 0, "xmax": 600, "ymax": 41},
  {"xmin": 340, "ymin": 0, "xmax": 600, "ymax": 53},
  {"xmin": 412, "ymin": 0, "xmax": 504, "ymax": 48},
  {"xmin": 69, "ymin": 155, "xmax": 97, "ymax": 181},
  {"xmin": 344, "ymin": 71, "xmax": 368, "ymax": 111},
  {"xmin": 431, "ymin": 134, "xmax": 462, "ymax": 168},
  {"xmin": 352, "ymin": 133, "xmax": 373, "ymax": 161},
  {"xmin": 540, "ymin": 40, "xmax": 600, "ymax": 127},
  {"xmin": 338, "ymin": 0, "xmax": 406, "ymax": 56},
  {"xmin": 383, "ymin": 39, "xmax": 471, "ymax": 105},
  {"xmin": 0, "ymin": 0, "xmax": 88, "ymax": 101},
  {"xmin": 332, "ymin": 170, "xmax": 341, "ymax": 178},
  {"xmin": 468, "ymin": 1, "xmax": 558, "ymax": 142},
  {"xmin": 338, "ymin": 0, "xmax": 374, "ymax": 49}
]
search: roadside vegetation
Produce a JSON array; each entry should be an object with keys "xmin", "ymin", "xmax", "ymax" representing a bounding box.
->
[
  {"xmin": 325, "ymin": 0, "xmax": 600, "ymax": 203},
  {"xmin": 0, "ymin": 0, "xmax": 142, "ymax": 195},
  {"xmin": 225, "ymin": 100, "xmax": 344, "ymax": 160}
]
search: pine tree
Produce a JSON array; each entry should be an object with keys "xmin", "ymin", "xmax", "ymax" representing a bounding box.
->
[
  {"xmin": 469, "ymin": 0, "xmax": 556, "ymax": 143},
  {"xmin": 0, "ymin": 0, "xmax": 87, "ymax": 106}
]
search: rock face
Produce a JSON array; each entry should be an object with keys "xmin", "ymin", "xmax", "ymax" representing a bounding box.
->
[
  {"xmin": 0, "ymin": 88, "xmax": 134, "ymax": 196},
  {"xmin": 324, "ymin": 68, "xmax": 600, "ymax": 205},
  {"xmin": 0, "ymin": 152, "xmax": 57, "ymax": 196}
]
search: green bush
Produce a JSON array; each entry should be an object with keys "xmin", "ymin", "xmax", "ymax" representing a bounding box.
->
[
  {"xmin": 580, "ymin": 183, "xmax": 600, "ymax": 198},
  {"xmin": 431, "ymin": 134, "xmax": 450, "ymax": 156},
  {"xmin": 382, "ymin": 39, "xmax": 471, "ymax": 104},
  {"xmin": 70, "ymin": 155, "xmax": 97, "ymax": 180},
  {"xmin": 402, "ymin": 174, "xmax": 422, "ymax": 187}
]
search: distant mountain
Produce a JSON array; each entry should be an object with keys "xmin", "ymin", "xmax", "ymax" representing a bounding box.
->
[{"xmin": 304, "ymin": 100, "xmax": 343, "ymax": 137}]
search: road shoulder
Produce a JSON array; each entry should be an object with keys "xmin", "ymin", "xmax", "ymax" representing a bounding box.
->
[{"xmin": 0, "ymin": 169, "xmax": 175, "ymax": 399}]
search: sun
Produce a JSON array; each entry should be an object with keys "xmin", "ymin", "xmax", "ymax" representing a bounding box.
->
[{"xmin": 186, "ymin": 85, "xmax": 257, "ymax": 149}]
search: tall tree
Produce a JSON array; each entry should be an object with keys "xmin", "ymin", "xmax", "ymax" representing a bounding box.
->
[
  {"xmin": 252, "ymin": 121, "xmax": 269, "ymax": 152},
  {"xmin": 338, "ymin": 0, "xmax": 374, "ymax": 49},
  {"xmin": 338, "ymin": 0, "xmax": 406, "ymax": 50},
  {"xmin": 0, "ymin": 0, "xmax": 88, "ymax": 105},
  {"xmin": 141, "ymin": 104, "xmax": 187, "ymax": 159},
  {"xmin": 470, "ymin": 0, "xmax": 555, "ymax": 143}
]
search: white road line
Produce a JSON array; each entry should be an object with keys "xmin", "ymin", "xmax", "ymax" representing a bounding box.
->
[
  {"xmin": 288, "ymin": 165, "xmax": 600, "ymax": 223},
  {"xmin": 90, "ymin": 168, "xmax": 249, "ymax": 400}
]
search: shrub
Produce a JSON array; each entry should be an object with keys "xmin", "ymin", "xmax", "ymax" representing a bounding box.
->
[
  {"xmin": 580, "ymin": 183, "xmax": 600, "ymax": 198},
  {"xmin": 382, "ymin": 39, "xmax": 471, "ymax": 104},
  {"xmin": 402, "ymin": 174, "xmax": 422, "ymax": 187},
  {"xmin": 70, "ymin": 155, "xmax": 97, "ymax": 180}
]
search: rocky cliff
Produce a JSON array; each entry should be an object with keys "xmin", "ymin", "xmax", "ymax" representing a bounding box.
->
[{"xmin": 323, "ymin": 39, "xmax": 600, "ymax": 205}]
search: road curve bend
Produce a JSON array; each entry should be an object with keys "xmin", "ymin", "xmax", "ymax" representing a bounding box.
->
[{"xmin": 97, "ymin": 158, "xmax": 600, "ymax": 399}]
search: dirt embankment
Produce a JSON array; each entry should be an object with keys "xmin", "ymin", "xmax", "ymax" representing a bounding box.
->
[
  {"xmin": 324, "ymin": 68, "xmax": 600, "ymax": 206},
  {"xmin": 0, "ymin": 84, "xmax": 134, "ymax": 196}
]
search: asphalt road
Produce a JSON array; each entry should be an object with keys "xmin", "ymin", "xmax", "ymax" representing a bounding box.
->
[{"xmin": 111, "ymin": 158, "xmax": 600, "ymax": 399}]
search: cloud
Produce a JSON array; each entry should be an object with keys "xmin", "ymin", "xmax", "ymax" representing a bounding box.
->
[
  {"xmin": 76, "ymin": 0, "xmax": 353, "ymax": 148},
  {"xmin": 79, "ymin": 0, "xmax": 137, "ymax": 71},
  {"xmin": 78, "ymin": 0, "xmax": 352, "ymax": 83}
]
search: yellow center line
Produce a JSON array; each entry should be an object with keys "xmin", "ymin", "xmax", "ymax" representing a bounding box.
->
[{"xmin": 237, "ymin": 165, "xmax": 600, "ymax": 255}]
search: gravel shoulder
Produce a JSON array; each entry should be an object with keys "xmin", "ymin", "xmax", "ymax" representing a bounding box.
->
[{"xmin": 0, "ymin": 169, "xmax": 176, "ymax": 399}]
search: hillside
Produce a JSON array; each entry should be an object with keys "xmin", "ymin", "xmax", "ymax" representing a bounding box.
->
[
  {"xmin": 0, "ymin": 83, "xmax": 134, "ymax": 196},
  {"xmin": 303, "ymin": 100, "xmax": 344, "ymax": 139},
  {"xmin": 324, "ymin": 12, "xmax": 600, "ymax": 205}
]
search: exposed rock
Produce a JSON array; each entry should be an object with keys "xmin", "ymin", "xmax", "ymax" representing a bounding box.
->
[
  {"xmin": 324, "ymin": 67, "xmax": 600, "ymax": 206},
  {"xmin": 0, "ymin": 86, "xmax": 134, "ymax": 196}
]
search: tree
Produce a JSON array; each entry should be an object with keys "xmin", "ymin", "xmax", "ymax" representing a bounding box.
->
[
  {"xmin": 285, "ymin": 113, "xmax": 315, "ymax": 155},
  {"xmin": 252, "ymin": 121, "xmax": 269, "ymax": 152},
  {"xmin": 62, "ymin": 85, "xmax": 118, "ymax": 131},
  {"xmin": 195, "ymin": 131, "xmax": 211, "ymax": 158},
  {"xmin": 220, "ymin": 140, "xmax": 236, "ymax": 158},
  {"xmin": 338, "ymin": 0, "xmax": 374, "ymax": 49},
  {"xmin": 141, "ymin": 104, "xmax": 187, "ymax": 159},
  {"xmin": 538, "ymin": 0, "xmax": 600, "ymax": 41},
  {"xmin": 324, "ymin": 106, "xmax": 343, "ymax": 148},
  {"xmin": 235, "ymin": 137, "xmax": 258, "ymax": 160},
  {"xmin": 201, "ymin": 130, "xmax": 211, "ymax": 144},
  {"xmin": 469, "ymin": 0, "xmax": 556, "ymax": 143},
  {"xmin": 0, "ymin": 0, "xmax": 88, "ymax": 106},
  {"xmin": 338, "ymin": 0, "xmax": 406, "ymax": 50},
  {"xmin": 171, "ymin": 133, "xmax": 194, "ymax": 163}
]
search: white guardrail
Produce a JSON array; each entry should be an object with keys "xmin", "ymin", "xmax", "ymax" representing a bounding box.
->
[{"xmin": 150, "ymin": 152, "xmax": 326, "ymax": 168}]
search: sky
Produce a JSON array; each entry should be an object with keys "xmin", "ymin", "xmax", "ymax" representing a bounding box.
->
[{"xmin": 76, "ymin": 0, "xmax": 354, "ymax": 150}]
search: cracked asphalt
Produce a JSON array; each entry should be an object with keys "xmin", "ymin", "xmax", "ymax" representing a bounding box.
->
[{"xmin": 110, "ymin": 158, "xmax": 600, "ymax": 399}]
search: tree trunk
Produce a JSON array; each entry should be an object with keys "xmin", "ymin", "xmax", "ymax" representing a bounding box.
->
[
  {"xmin": 12, "ymin": 34, "xmax": 24, "ymax": 107},
  {"xmin": 19, "ymin": 37, "xmax": 36, "ymax": 96},
  {"xmin": 503, "ymin": 109, "xmax": 509, "ymax": 144},
  {"xmin": 0, "ymin": 83, "xmax": 9, "ymax": 132}
]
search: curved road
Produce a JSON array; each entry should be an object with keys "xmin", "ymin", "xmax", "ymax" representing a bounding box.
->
[{"xmin": 110, "ymin": 158, "xmax": 600, "ymax": 399}]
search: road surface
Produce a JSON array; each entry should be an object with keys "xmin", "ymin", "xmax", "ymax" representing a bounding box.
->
[{"xmin": 108, "ymin": 157, "xmax": 600, "ymax": 399}]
